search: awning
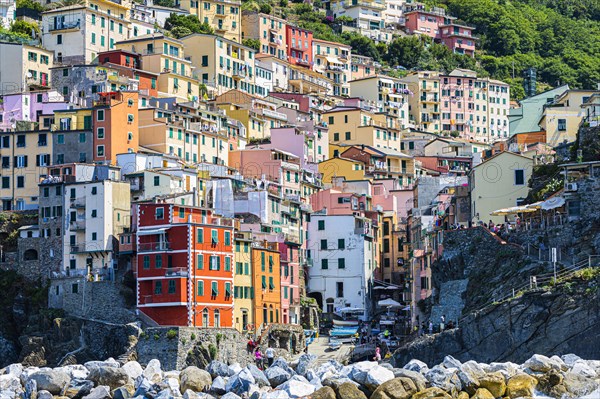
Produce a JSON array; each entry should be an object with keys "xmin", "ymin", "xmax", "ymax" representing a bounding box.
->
[
  {"xmin": 326, "ymin": 56, "xmax": 342, "ymax": 65},
  {"xmin": 490, "ymin": 205, "xmax": 538, "ymax": 216},
  {"xmin": 137, "ymin": 227, "xmax": 169, "ymax": 236},
  {"xmin": 541, "ymin": 197, "xmax": 565, "ymax": 210},
  {"xmin": 378, "ymin": 298, "xmax": 402, "ymax": 308}
]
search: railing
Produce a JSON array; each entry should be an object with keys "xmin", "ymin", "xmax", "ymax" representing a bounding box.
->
[
  {"xmin": 138, "ymin": 242, "xmax": 170, "ymax": 252},
  {"xmin": 71, "ymin": 197, "xmax": 86, "ymax": 208},
  {"xmin": 165, "ymin": 267, "xmax": 188, "ymax": 277},
  {"xmin": 70, "ymin": 220, "xmax": 85, "ymax": 230},
  {"xmin": 344, "ymin": 1, "xmax": 385, "ymax": 9},
  {"xmin": 48, "ymin": 20, "xmax": 80, "ymax": 31}
]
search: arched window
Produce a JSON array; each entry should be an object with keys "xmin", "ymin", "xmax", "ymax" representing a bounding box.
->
[
  {"xmin": 202, "ymin": 309, "xmax": 209, "ymax": 327},
  {"xmin": 214, "ymin": 309, "xmax": 220, "ymax": 328},
  {"xmin": 23, "ymin": 249, "xmax": 38, "ymax": 261}
]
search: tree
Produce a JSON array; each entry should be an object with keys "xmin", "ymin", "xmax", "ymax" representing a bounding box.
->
[
  {"xmin": 10, "ymin": 20, "xmax": 39, "ymax": 37},
  {"xmin": 242, "ymin": 38, "xmax": 261, "ymax": 51},
  {"xmin": 16, "ymin": 0, "xmax": 42, "ymax": 11},
  {"xmin": 170, "ymin": 26, "xmax": 193, "ymax": 39},
  {"xmin": 154, "ymin": 0, "xmax": 175, "ymax": 7},
  {"xmin": 384, "ymin": 36, "xmax": 426, "ymax": 69},
  {"xmin": 341, "ymin": 32, "xmax": 381, "ymax": 61},
  {"xmin": 259, "ymin": 3, "xmax": 272, "ymax": 14},
  {"xmin": 164, "ymin": 14, "xmax": 214, "ymax": 36}
]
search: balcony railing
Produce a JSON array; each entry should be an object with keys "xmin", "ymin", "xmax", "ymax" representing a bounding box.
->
[
  {"xmin": 70, "ymin": 197, "xmax": 85, "ymax": 208},
  {"xmin": 70, "ymin": 220, "xmax": 85, "ymax": 230},
  {"xmin": 165, "ymin": 267, "xmax": 188, "ymax": 277},
  {"xmin": 138, "ymin": 242, "xmax": 170, "ymax": 252},
  {"xmin": 48, "ymin": 20, "xmax": 80, "ymax": 31}
]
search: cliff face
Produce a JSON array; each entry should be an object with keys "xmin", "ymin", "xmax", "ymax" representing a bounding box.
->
[{"xmin": 394, "ymin": 273, "xmax": 600, "ymax": 366}]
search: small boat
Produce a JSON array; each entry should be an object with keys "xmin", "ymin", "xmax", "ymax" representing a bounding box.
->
[
  {"xmin": 333, "ymin": 319, "xmax": 359, "ymax": 327},
  {"xmin": 330, "ymin": 326, "xmax": 359, "ymax": 337},
  {"xmin": 329, "ymin": 340, "xmax": 342, "ymax": 351}
]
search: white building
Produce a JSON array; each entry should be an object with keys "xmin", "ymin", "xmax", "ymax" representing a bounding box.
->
[
  {"xmin": 130, "ymin": 2, "xmax": 188, "ymax": 37},
  {"xmin": 307, "ymin": 214, "xmax": 376, "ymax": 319},
  {"xmin": 255, "ymin": 57, "xmax": 274, "ymax": 97},
  {"xmin": 0, "ymin": 0, "xmax": 16, "ymax": 29},
  {"xmin": 384, "ymin": 0, "xmax": 405, "ymax": 26}
]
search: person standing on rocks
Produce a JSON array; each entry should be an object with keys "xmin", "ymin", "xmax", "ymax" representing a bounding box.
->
[
  {"xmin": 255, "ymin": 348, "xmax": 264, "ymax": 369},
  {"xmin": 373, "ymin": 347, "xmax": 382, "ymax": 362},
  {"xmin": 440, "ymin": 315, "xmax": 446, "ymax": 332},
  {"xmin": 428, "ymin": 320, "xmax": 433, "ymax": 334},
  {"xmin": 265, "ymin": 346, "xmax": 275, "ymax": 367}
]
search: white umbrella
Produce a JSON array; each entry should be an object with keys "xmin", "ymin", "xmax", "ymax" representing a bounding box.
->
[
  {"xmin": 378, "ymin": 298, "xmax": 402, "ymax": 308},
  {"xmin": 541, "ymin": 197, "xmax": 565, "ymax": 210}
]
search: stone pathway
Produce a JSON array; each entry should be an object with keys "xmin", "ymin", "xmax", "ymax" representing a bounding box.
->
[{"xmin": 306, "ymin": 336, "xmax": 353, "ymax": 365}]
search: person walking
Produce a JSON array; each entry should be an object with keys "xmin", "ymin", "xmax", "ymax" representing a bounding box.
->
[
  {"xmin": 254, "ymin": 349, "xmax": 263, "ymax": 370},
  {"xmin": 265, "ymin": 346, "xmax": 275, "ymax": 367},
  {"xmin": 373, "ymin": 347, "xmax": 382, "ymax": 362}
]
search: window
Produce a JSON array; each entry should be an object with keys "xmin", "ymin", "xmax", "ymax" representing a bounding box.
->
[
  {"xmin": 321, "ymin": 259, "xmax": 328, "ymax": 269},
  {"xmin": 345, "ymin": 132, "xmax": 351, "ymax": 140},
  {"xmin": 97, "ymin": 110, "xmax": 105, "ymax": 121},
  {"xmin": 97, "ymin": 127, "xmax": 104, "ymax": 139},
  {"xmin": 336, "ymin": 282, "xmax": 344, "ymax": 297},
  {"xmin": 96, "ymin": 145, "xmax": 105, "ymax": 157},
  {"xmin": 143, "ymin": 255, "xmax": 150, "ymax": 269},
  {"xmin": 72, "ymin": 283, "xmax": 78, "ymax": 294},
  {"xmin": 91, "ymin": 232, "xmax": 97, "ymax": 240},
  {"xmin": 318, "ymin": 220, "xmax": 325, "ymax": 230},
  {"xmin": 91, "ymin": 186, "xmax": 97, "ymax": 195},
  {"xmin": 338, "ymin": 258, "xmax": 345, "ymax": 269},
  {"xmin": 168, "ymin": 280, "xmax": 176, "ymax": 294},
  {"xmin": 155, "ymin": 254, "xmax": 162, "ymax": 268},
  {"xmin": 90, "ymin": 209, "xmax": 97, "ymax": 218},
  {"xmin": 153, "ymin": 176, "xmax": 160, "ymax": 186},
  {"xmin": 197, "ymin": 228, "xmax": 204, "ymax": 243},
  {"xmin": 261, "ymin": 275, "xmax": 267, "ymax": 289},
  {"xmin": 514, "ymin": 169, "xmax": 525, "ymax": 185},
  {"xmin": 155, "ymin": 207, "xmax": 164, "ymax": 219},
  {"xmin": 209, "ymin": 255, "xmax": 220, "ymax": 270},
  {"xmin": 211, "ymin": 281, "xmax": 218, "ymax": 296},
  {"xmin": 558, "ymin": 119, "xmax": 566, "ymax": 131},
  {"xmin": 338, "ymin": 239, "xmax": 345, "ymax": 249},
  {"xmin": 197, "ymin": 280, "xmax": 204, "ymax": 296},
  {"xmin": 320, "ymin": 239, "xmax": 327, "ymax": 250},
  {"xmin": 211, "ymin": 230, "xmax": 218, "ymax": 245},
  {"xmin": 17, "ymin": 176, "xmax": 24, "ymax": 188},
  {"xmin": 197, "ymin": 254, "xmax": 203, "ymax": 269},
  {"xmin": 224, "ymin": 231, "xmax": 231, "ymax": 246},
  {"xmin": 154, "ymin": 281, "xmax": 162, "ymax": 294},
  {"xmin": 268, "ymin": 276, "xmax": 274, "ymax": 291}
]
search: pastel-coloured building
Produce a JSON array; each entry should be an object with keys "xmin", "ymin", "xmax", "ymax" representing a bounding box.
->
[{"xmin": 286, "ymin": 25, "xmax": 313, "ymax": 68}]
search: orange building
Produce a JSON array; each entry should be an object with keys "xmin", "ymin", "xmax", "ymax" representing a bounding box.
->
[
  {"xmin": 135, "ymin": 203, "xmax": 234, "ymax": 327},
  {"xmin": 93, "ymin": 91, "xmax": 139, "ymax": 164},
  {"xmin": 251, "ymin": 242, "xmax": 282, "ymax": 328}
]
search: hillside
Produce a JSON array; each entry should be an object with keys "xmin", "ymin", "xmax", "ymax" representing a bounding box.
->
[{"xmin": 243, "ymin": 0, "xmax": 600, "ymax": 99}]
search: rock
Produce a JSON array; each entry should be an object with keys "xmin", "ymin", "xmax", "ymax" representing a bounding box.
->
[
  {"xmin": 226, "ymin": 368, "xmax": 255, "ymax": 395},
  {"xmin": 29, "ymin": 369, "xmax": 71, "ymax": 395},
  {"xmin": 478, "ymin": 372, "xmax": 506, "ymax": 398},
  {"xmin": 122, "ymin": 361, "xmax": 144, "ymax": 380},
  {"xmin": 471, "ymin": 388, "xmax": 494, "ymax": 399},
  {"xmin": 206, "ymin": 361, "xmax": 230, "ymax": 379},
  {"xmin": 321, "ymin": 377, "xmax": 358, "ymax": 390},
  {"xmin": 210, "ymin": 376, "xmax": 227, "ymax": 395},
  {"xmin": 442, "ymin": 355, "xmax": 462, "ymax": 370},
  {"xmin": 460, "ymin": 361, "xmax": 486, "ymax": 379},
  {"xmin": 180, "ymin": 366, "xmax": 213, "ymax": 393},
  {"xmin": 143, "ymin": 359, "xmax": 163, "ymax": 383},
  {"xmin": 155, "ymin": 388, "xmax": 176, "ymax": 399},
  {"xmin": 82, "ymin": 385, "xmax": 112, "ymax": 399},
  {"xmin": 370, "ymin": 377, "xmax": 418, "ymax": 399},
  {"xmin": 506, "ymin": 373, "xmax": 537, "ymax": 398},
  {"xmin": 311, "ymin": 386, "xmax": 336, "ymax": 399},
  {"xmin": 221, "ymin": 392, "xmax": 242, "ymax": 399},
  {"xmin": 411, "ymin": 387, "xmax": 452, "ymax": 399},
  {"xmin": 425, "ymin": 366, "xmax": 461, "ymax": 394},
  {"xmin": 561, "ymin": 354, "xmax": 582, "ymax": 368},
  {"xmin": 133, "ymin": 377, "xmax": 153, "ymax": 397},
  {"xmin": 20, "ymin": 367, "xmax": 40, "ymax": 386},
  {"xmin": 334, "ymin": 382, "xmax": 367, "ymax": 399},
  {"xmin": 246, "ymin": 364, "xmax": 270, "ymax": 387},
  {"xmin": 272, "ymin": 358, "xmax": 295, "ymax": 376},
  {"xmin": 23, "ymin": 378, "xmax": 37, "ymax": 399},
  {"xmin": 570, "ymin": 361, "xmax": 597, "ymax": 378},
  {"xmin": 549, "ymin": 355, "xmax": 568, "ymax": 371},
  {"xmin": 165, "ymin": 376, "xmax": 182, "ymax": 396},
  {"xmin": 456, "ymin": 369, "xmax": 479, "ymax": 395},
  {"xmin": 262, "ymin": 390, "xmax": 291, "ymax": 399},
  {"xmin": 228, "ymin": 363, "xmax": 242, "ymax": 376},
  {"xmin": 84, "ymin": 359, "xmax": 120, "ymax": 370},
  {"xmin": 456, "ymin": 392, "xmax": 469, "ymax": 399},
  {"xmin": 363, "ymin": 366, "xmax": 395, "ymax": 390},
  {"xmin": 523, "ymin": 354, "xmax": 561, "ymax": 373},
  {"xmin": 295, "ymin": 354, "xmax": 318, "ymax": 377},
  {"xmin": 348, "ymin": 361, "xmax": 377, "ymax": 385},
  {"xmin": 310, "ymin": 376, "xmax": 323, "ymax": 389},
  {"xmin": 277, "ymin": 378, "xmax": 316, "ymax": 398},
  {"xmin": 403, "ymin": 359, "xmax": 429, "ymax": 374},
  {"xmin": 4, "ymin": 364, "xmax": 23, "ymax": 377},
  {"xmin": 486, "ymin": 362, "xmax": 519, "ymax": 379},
  {"xmin": 112, "ymin": 386, "xmax": 131, "ymax": 399},
  {"xmin": 391, "ymin": 369, "xmax": 427, "ymax": 392},
  {"xmin": 36, "ymin": 391, "xmax": 53, "ymax": 399},
  {"xmin": 265, "ymin": 366, "xmax": 292, "ymax": 387},
  {"xmin": 88, "ymin": 366, "xmax": 131, "ymax": 390},
  {"xmin": 58, "ymin": 365, "xmax": 90, "ymax": 380},
  {"xmin": 561, "ymin": 372, "xmax": 599, "ymax": 398},
  {"xmin": 62, "ymin": 379, "xmax": 94, "ymax": 398}
]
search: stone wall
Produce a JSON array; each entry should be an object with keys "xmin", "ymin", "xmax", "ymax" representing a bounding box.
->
[
  {"xmin": 259, "ymin": 323, "xmax": 306, "ymax": 354},
  {"xmin": 137, "ymin": 327, "xmax": 251, "ymax": 370},
  {"xmin": 48, "ymin": 278, "xmax": 136, "ymax": 325}
]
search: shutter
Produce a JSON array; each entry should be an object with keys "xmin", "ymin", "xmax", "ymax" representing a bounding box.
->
[
  {"xmin": 24, "ymin": 156, "xmax": 28, "ymax": 167},
  {"xmin": 36, "ymin": 155, "xmax": 40, "ymax": 167}
]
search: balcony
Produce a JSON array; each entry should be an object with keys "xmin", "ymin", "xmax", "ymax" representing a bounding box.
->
[
  {"xmin": 233, "ymin": 69, "xmax": 246, "ymax": 79},
  {"xmin": 70, "ymin": 197, "xmax": 85, "ymax": 208},
  {"xmin": 70, "ymin": 220, "xmax": 85, "ymax": 230},
  {"xmin": 138, "ymin": 242, "xmax": 170, "ymax": 252},
  {"xmin": 343, "ymin": 1, "xmax": 385, "ymax": 9},
  {"xmin": 48, "ymin": 20, "xmax": 80, "ymax": 32},
  {"xmin": 165, "ymin": 267, "xmax": 188, "ymax": 277}
]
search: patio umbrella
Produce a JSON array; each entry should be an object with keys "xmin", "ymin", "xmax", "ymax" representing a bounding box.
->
[
  {"xmin": 378, "ymin": 298, "xmax": 402, "ymax": 308},
  {"xmin": 541, "ymin": 197, "xmax": 565, "ymax": 210}
]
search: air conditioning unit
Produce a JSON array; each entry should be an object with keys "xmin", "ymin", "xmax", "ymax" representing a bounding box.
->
[{"xmin": 565, "ymin": 182, "xmax": 578, "ymax": 192}]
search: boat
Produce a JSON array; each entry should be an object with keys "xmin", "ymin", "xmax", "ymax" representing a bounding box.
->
[
  {"xmin": 330, "ymin": 326, "xmax": 359, "ymax": 337},
  {"xmin": 304, "ymin": 329, "xmax": 316, "ymax": 345},
  {"xmin": 332, "ymin": 319, "xmax": 359, "ymax": 327}
]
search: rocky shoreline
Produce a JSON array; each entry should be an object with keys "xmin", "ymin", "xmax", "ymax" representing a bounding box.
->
[{"xmin": 1, "ymin": 353, "xmax": 599, "ymax": 399}]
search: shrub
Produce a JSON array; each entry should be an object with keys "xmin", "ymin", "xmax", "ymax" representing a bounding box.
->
[
  {"xmin": 166, "ymin": 329, "xmax": 177, "ymax": 339},
  {"xmin": 208, "ymin": 343, "xmax": 218, "ymax": 359},
  {"xmin": 190, "ymin": 333, "xmax": 196, "ymax": 340},
  {"xmin": 154, "ymin": 334, "xmax": 160, "ymax": 340},
  {"xmin": 216, "ymin": 333, "xmax": 223, "ymax": 346}
]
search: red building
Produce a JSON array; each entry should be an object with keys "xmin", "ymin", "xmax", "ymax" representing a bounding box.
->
[
  {"xmin": 286, "ymin": 25, "xmax": 313, "ymax": 68},
  {"xmin": 134, "ymin": 203, "xmax": 234, "ymax": 327},
  {"xmin": 98, "ymin": 50, "xmax": 159, "ymax": 97},
  {"xmin": 404, "ymin": 9, "xmax": 476, "ymax": 57}
]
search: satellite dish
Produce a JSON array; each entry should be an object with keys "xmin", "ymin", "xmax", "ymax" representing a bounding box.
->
[{"xmin": 26, "ymin": 72, "xmax": 33, "ymax": 78}]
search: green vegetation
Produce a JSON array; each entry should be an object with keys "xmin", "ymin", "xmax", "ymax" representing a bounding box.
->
[
  {"xmin": 166, "ymin": 329, "xmax": 178, "ymax": 339},
  {"xmin": 242, "ymin": 38, "xmax": 261, "ymax": 51},
  {"xmin": 164, "ymin": 14, "xmax": 214, "ymax": 38},
  {"xmin": 16, "ymin": 0, "xmax": 43, "ymax": 11},
  {"xmin": 208, "ymin": 343, "xmax": 218, "ymax": 359},
  {"xmin": 215, "ymin": 332, "xmax": 223, "ymax": 346},
  {"xmin": 190, "ymin": 333, "xmax": 196, "ymax": 340},
  {"xmin": 154, "ymin": 0, "xmax": 176, "ymax": 7}
]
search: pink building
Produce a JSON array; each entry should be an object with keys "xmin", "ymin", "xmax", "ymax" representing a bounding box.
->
[
  {"xmin": 286, "ymin": 25, "xmax": 313, "ymax": 68},
  {"xmin": 310, "ymin": 189, "xmax": 369, "ymax": 215},
  {"xmin": 404, "ymin": 9, "xmax": 476, "ymax": 56},
  {"xmin": 439, "ymin": 70, "xmax": 477, "ymax": 135},
  {"xmin": 0, "ymin": 91, "xmax": 68, "ymax": 132},
  {"xmin": 278, "ymin": 242, "xmax": 301, "ymax": 324}
]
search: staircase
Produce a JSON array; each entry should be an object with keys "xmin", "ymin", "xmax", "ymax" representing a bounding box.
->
[{"xmin": 430, "ymin": 279, "xmax": 468, "ymax": 325}]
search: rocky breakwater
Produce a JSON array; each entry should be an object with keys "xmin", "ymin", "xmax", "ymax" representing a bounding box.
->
[{"xmin": 1, "ymin": 352, "xmax": 600, "ymax": 399}]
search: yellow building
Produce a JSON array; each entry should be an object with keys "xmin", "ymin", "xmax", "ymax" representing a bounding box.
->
[
  {"xmin": 215, "ymin": 90, "xmax": 287, "ymax": 139},
  {"xmin": 180, "ymin": 33, "xmax": 257, "ymax": 97},
  {"xmin": 0, "ymin": 43, "xmax": 53, "ymax": 95},
  {"xmin": 288, "ymin": 64, "xmax": 334, "ymax": 95},
  {"xmin": 179, "ymin": 0, "xmax": 241, "ymax": 42},
  {"xmin": 41, "ymin": 0, "xmax": 132, "ymax": 65},
  {"xmin": 539, "ymin": 89, "xmax": 598, "ymax": 146},
  {"xmin": 241, "ymin": 12, "xmax": 287, "ymax": 60},
  {"xmin": 234, "ymin": 231, "xmax": 254, "ymax": 332},
  {"xmin": 401, "ymin": 71, "xmax": 441, "ymax": 133},
  {"xmin": 312, "ymin": 39, "xmax": 352, "ymax": 97},
  {"xmin": 469, "ymin": 151, "xmax": 533, "ymax": 224},
  {"xmin": 318, "ymin": 157, "xmax": 367, "ymax": 184},
  {"xmin": 116, "ymin": 34, "xmax": 200, "ymax": 101}
]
